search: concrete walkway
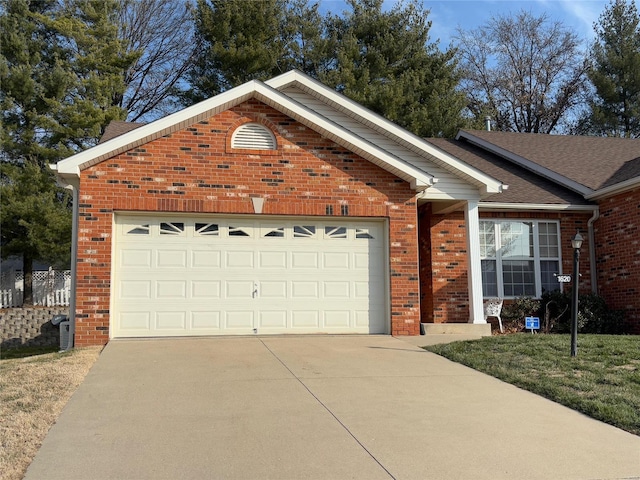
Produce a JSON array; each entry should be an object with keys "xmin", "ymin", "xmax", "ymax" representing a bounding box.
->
[{"xmin": 25, "ymin": 335, "xmax": 640, "ymax": 480}]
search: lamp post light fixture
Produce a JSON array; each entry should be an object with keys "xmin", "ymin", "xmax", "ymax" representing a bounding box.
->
[{"xmin": 570, "ymin": 231, "xmax": 583, "ymax": 357}]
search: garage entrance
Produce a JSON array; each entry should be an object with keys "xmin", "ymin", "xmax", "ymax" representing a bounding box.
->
[{"xmin": 111, "ymin": 215, "xmax": 388, "ymax": 337}]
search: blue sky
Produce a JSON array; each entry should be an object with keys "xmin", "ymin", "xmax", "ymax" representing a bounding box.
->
[{"xmin": 319, "ymin": 0, "xmax": 612, "ymax": 48}]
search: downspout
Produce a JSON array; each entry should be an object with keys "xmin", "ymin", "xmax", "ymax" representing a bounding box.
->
[
  {"xmin": 52, "ymin": 168, "xmax": 79, "ymax": 351},
  {"xmin": 587, "ymin": 207, "xmax": 599, "ymax": 294}
]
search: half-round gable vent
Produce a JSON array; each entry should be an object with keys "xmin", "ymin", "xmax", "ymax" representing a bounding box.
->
[{"xmin": 231, "ymin": 123, "xmax": 276, "ymax": 150}]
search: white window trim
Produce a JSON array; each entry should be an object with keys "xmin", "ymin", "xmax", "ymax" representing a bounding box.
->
[{"xmin": 480, "ymin": 219, "xmax": 563, "ymax": 299}]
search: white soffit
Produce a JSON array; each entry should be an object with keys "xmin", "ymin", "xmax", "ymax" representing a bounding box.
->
[{"xmin": 266, "ymin": 70, "xmax": 504, "ymax": 195}]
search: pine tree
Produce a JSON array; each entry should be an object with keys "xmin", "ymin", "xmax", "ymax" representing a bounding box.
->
[
  {"xmin": 185, "ymin": 0, "xmax": 466, "ymax": 137},
  {"xmin": 43, "ymin": 0, "xmax": 135, "ymax": 149},
  {"xmin": 185, "ymin": 0, "xmax": 291, "ymax": 102},
  {"xmin": 585, "ymin": 0, "xmax": 640, "ymax": 137},
  {"xmin": 281, "ymin": 0, "xmax": 334, "ymax": 78},
  {"xmin": 0, "ymin": 162, "xmax": 72, "ymax": 305},
  {"xmin": 321, "ymin": 0, "xmax": 466, "ymax": 137},
  {"xmin": 1, "ymin": 0, "xmax": 134, "ymax": 303}
]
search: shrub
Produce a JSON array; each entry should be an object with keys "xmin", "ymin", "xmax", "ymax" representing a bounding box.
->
[
  {"xmin": 540, "ymin": 290, "xmax": 571, "ymax": 333},
  {"xmin": 576, "ymin": 293, "xmax": 625, "ymax": 334},
  {"xmin": 500, "ymin": 291, "xmax": 625, "ymax": 334},
  {"xmin": 501, "ymin": 296, "xmax": 541, "ymax": 332}
]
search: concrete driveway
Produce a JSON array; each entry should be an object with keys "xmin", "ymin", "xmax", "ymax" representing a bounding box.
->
[{"xmin": 25, "ymin": 336, "xmax": 640, "ymax": 480}]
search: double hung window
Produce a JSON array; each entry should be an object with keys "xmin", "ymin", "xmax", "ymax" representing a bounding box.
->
[{"xmin": 480, "ymin": 220, "xmax": 561, "ymax": 298}]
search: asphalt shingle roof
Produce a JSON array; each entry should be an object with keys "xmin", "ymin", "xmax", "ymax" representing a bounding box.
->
[
  {"xmin": 428, "ymin": 138, "xmax": 592, "ymax": 205},
  {"xmin": 99, "ymin": 121, "xmax": 145, "ymax": 144},
  {"xmin": 461, "ymin": 130, "xmax": 640, "ymax": 191}
]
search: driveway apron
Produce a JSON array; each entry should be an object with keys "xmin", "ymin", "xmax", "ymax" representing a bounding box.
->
[{"xmin": 24, "ymin": 336, "xmax": 640, "ymax": 480}]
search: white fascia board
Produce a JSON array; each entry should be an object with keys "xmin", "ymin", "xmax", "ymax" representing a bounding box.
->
[
  {"xmin": 267, "ymin": 70, "xmax": 504, "ymax": 194},
  {"xmin": 586, "ymin": 176, "xmax": 640, "ymax": 200},
  {"xmin": 55, "ymin": 81, "xmax": 261, "ymax": 176},
  {"xmin": 479, "ymin": 202, "xmax": 598, "ymax": 212},
  {"xmin": 457, "ymin": 131, "xmax": 594, "ymax": 197}
]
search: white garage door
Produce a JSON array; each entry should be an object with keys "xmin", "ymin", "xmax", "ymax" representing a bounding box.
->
[{"xmin": 112, "ymin": 215, "xmax": 388, "ymax": 337}]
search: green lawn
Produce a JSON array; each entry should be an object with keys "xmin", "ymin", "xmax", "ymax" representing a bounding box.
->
[{"xmin": 424, "ymin": 334, "xmax": 640, "ymax": 436}]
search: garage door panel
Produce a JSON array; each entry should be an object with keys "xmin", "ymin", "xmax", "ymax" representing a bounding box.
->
[
  {"xmin": 225, "ymin": 311, "xmax": 254, "ymax": 329},
  {"xmin": 226, "ymin": 281, "xmax": 254, "ymax": 299},
  {"xmin": 191, "ymin": 311, "xmax": 221, "ymax": 330},
  {"xmin": 120, "ymin": 249, "xmax": 152, "ymax": 267},
  {"xmin": 226, "ymin": 251, "xmax": 254, "ymax": 268},
  {"xmin": 355, "ymin": 251, "xmax": 384, "ymax": 270},
  {"xmin": 291, "ymin": 281, "xmax": 319, "ymax": 298},
  {"xmin": 259, "ymin": 251, "xmax": 287, "ymax": 268},
  {"xmin": 119, "ymin": 312, "xmax": 151, "ymax": 331},
  {"xmin": 156, "ymin": 280, "xmax": 187, "ymax": 299},
  {"xmin": 259, "ymin": 281, "xmax": 287, "ymax": 298},
  {"xmin": 120, "ymin": 281, "xmax": 151, "ymax": 299},
  {"xmin": 291, "ymin": 251, "xmax": 318, "ymax": 268},
  {"xmin": 323, "ymin": 252, "xmax": 350, "ymax": 269},
  {"xmin": 324, "ymin": 281, "xmax": 350, "ymax": 298},
  {"xmin": 156, "ymin": 311, "xmax": 186, "ymax": 330},
  {"xmin": 324, "ymin": 310, "xmax": 350, "ymax": 327},
  {"xmin": 191, "ymin": 281, "xmax": 221, "ymax": 298},
  {"xmin": 258, "ymin": 311, "xmax": 287, "ymax": 329},
  {"xmin": 291, "ymin": 311, "xmax": 319, "ymax": 328},
  {"xmin": 156, "ymin": 250, "xmax": 187, "ymax": 268},
  {"xmin": 191, "ymin": 250, "xmax": 221, "ymax": 268},
  {"xmin": 113, "ymin": 216, "xmax": 388, "ymax": 337}
]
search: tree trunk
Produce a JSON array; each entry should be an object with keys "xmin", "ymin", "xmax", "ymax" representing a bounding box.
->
[{"xmin": 23, "ymin": 253, "xmax": 34, "ymax": 306}]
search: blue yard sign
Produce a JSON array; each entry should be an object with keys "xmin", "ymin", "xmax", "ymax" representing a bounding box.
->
[{"xmin": 525, "ymin": 316, "xmax": 540, "ymax": 331}]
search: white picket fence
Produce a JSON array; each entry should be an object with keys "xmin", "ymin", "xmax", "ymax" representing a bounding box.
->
[{"xmin": 0, "ymin": 269, "xmax": 71, "ymax": 308}]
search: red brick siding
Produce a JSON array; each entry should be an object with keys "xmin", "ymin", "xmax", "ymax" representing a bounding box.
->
[
  {"xmin": 419, "ymin": 208, "xmax": 593, "ymax": 324},
  {"xmin": 595, "ymin": 187, "xmax": 640, "ymax": 333},
  {"xmin": 74, "ymin": 100, "xmax": 420, "ymax": 346},
  {"xmin": 426, "ymin": 211, "xmax": 469, "ymax": 323},
  {"xmin": 418, "ymin": 204, "xmax": 434, "ymax": 322}
]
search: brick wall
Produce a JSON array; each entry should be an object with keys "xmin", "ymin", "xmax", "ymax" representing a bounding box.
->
[
  {"xmin": 419, "ymin": 208, "xmax": 594, "ymax": 324},
  {"xmin": 74, "ymin": 100, "xmax": 420, "ymax": 345},
  {"xmin": 595, "ymin": 187, "xmax": 640, "ymax": 333},
  {"xmin": 421, "ymin": 209, "xmax": 470, "ymax": 323}
]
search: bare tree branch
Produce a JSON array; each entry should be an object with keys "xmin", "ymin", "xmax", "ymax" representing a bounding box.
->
[
  {"xmin": 115, "ymin": 0, "xmax": 201, "ymax": 121},
  {"xmin": 456, "ymin": 10, "xmax": 588, "ymax": 133}
]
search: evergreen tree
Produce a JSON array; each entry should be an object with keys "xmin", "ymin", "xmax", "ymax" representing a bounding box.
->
[
  {"xmin": 322, "ymin": 0, "xmax": 466, "ymax": 137},
  {"xmin": 186, "ymin": 0, "xmax": 466, "ymax": 138},
  {"xmin": 43, "ymin": 0, "xmax": 135, "ymax": 149},
  {"xmin": 1, "ymin": 0, "xmax": 134, "ymax": 303},
  {"xmin": 584, "ymin": 0, "xmax": 640, "ymax": 137},
  {"xmin": 185, "ymin": 0, "xmax": 291, "ymax": 102},
  {"xmin": 0, "ymin": 162, "xmax": 72, "ymax": 305},
  {"xmin": 0, "ymin": 0, "xmax": 64, "ymax": 167},
  {"xmin": 281, "ymin": 0, "xmax": 334, "ymax": 78}
]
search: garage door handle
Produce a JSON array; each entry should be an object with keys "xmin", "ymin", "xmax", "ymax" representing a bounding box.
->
[{"xmin": 252, "ymin": 285, "xmax": 258, "ymax": 298}]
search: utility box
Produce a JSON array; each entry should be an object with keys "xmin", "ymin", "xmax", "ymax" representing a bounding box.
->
[{"xmin": 59, "ymin": 321, "xmax": 71, "ymax": 350}]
